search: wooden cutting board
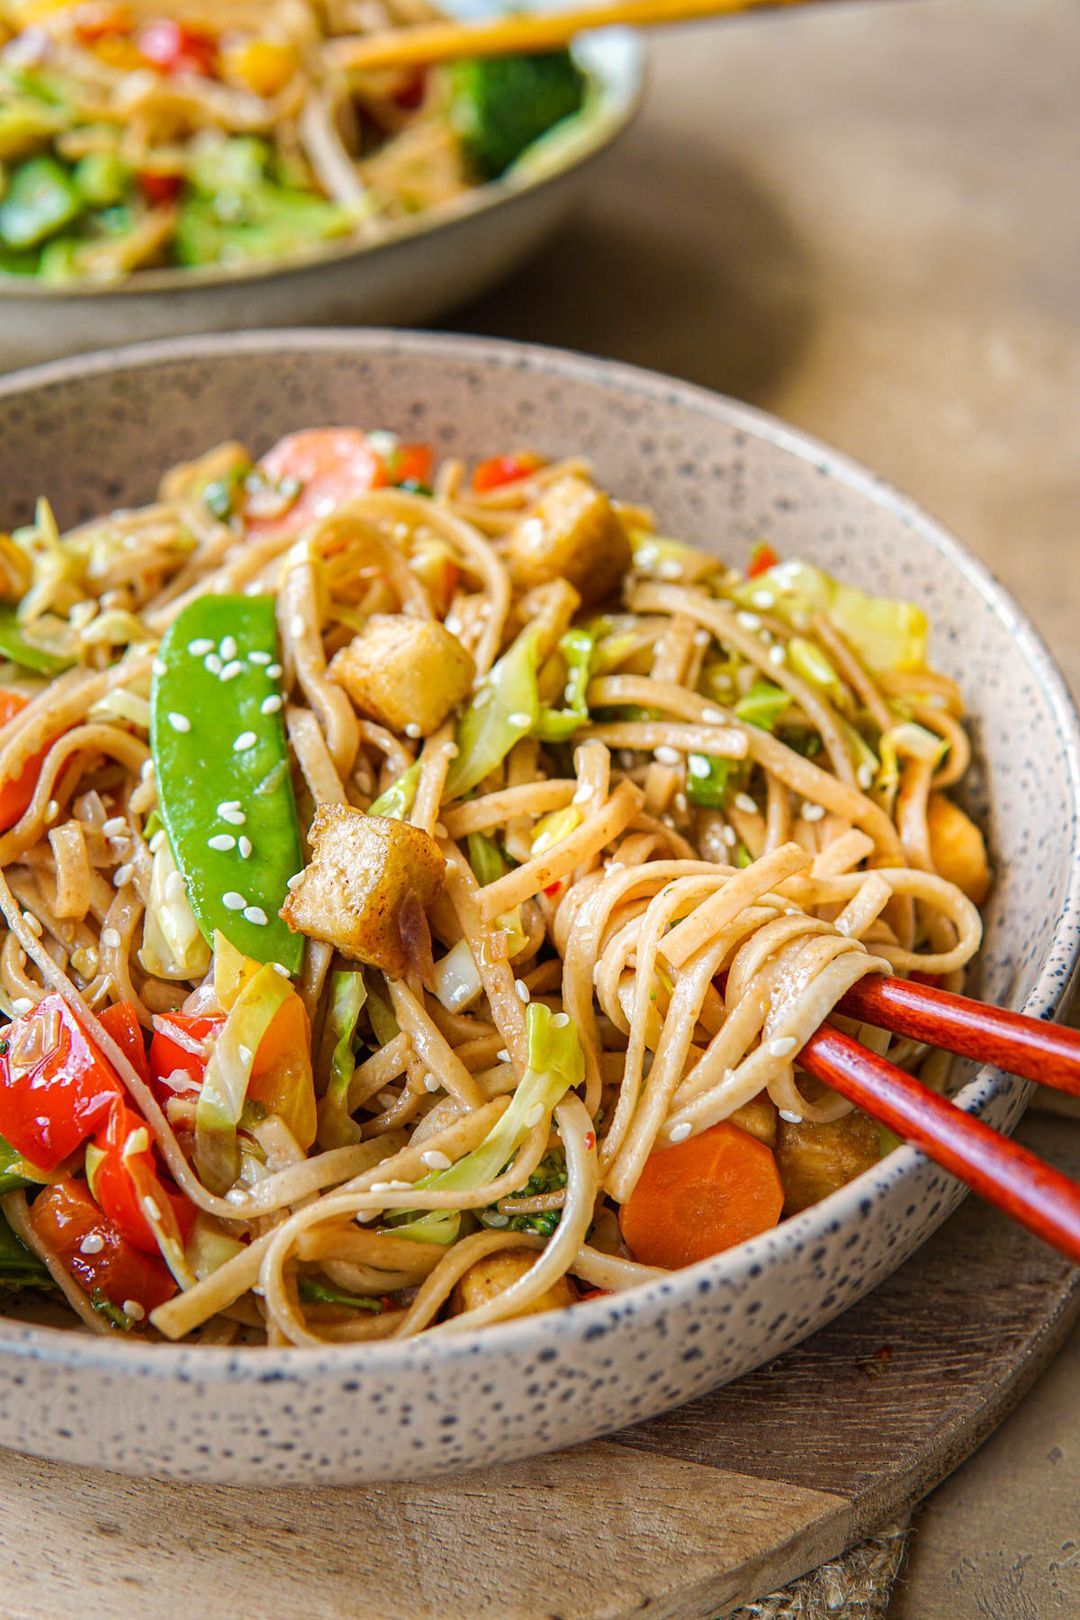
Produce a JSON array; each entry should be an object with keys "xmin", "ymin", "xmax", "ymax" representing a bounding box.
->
[{"xmin": 2, "ymin": 1111, "xmax": 1077, "ymax": 1620}]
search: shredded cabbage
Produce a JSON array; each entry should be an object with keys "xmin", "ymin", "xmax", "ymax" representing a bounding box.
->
[
  {"xmin": 194, "ymin": 962, "xmax": 293, "ymax": 1194},
  {"xmin": 535, "ymin": 626, "xmax": 595, "ymax": 742},
  {"xmin": 317, "ymin": 971, "xmax": 367, "ymax": 1149},
  {"xmin": 877, "ymin": 721, "xmax": 948, "ymax": 792},
  {"xmin": 432, "ymin": 939, "xmax": 484, "ymax": 1014},
  {"xmin": 734, "ymin": 681, "xmax": 792, "ymax": 731},
  {"xmin": 369, "ymin": 760, "xmax": 421, "ymax": 820},
  {"xmin": 732, "ymin": 559, "xmax": 928, "ymax": 672},
  {"xmin": 139, "ymin": 836, "xmax": 211, "ymax": 982},
  {"xmin": 444, "ymin": 623, "xmax": 542, "ymax": 799}
]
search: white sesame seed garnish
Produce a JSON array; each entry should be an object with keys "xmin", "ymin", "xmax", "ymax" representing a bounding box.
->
[
  {"xmin": 44, "ymin": 800, "xmax": 59, "ymax": 824},
  {"xmin": 496, "ymin": 1049, "xmax": 511, "ymax": 1063},
  {"xmin": 266, "ymin": 663, "xmax": 283, "ymax": 680},
  {"xmin": 243, "ymin": 905, "xmax": 268, "ymax": 926},
  {"xmin": 271, "ymin": 962, "xmax": 291, "ymax": 978},
  {"xmin": 11, "ymin": 997, "xmax": 33, "ymax": 1016},
  {"xmin": 694, "ymin": 629, "xmax": 710, "ymax": 647},
  {"xmin": 21, "ymin": 911, "xmax": 41, "ymax": 936},
  {"xmin": 142, "ymin": 1196, "xmax": 161, "ymax": 1224},
  {"xmin": 220, "ymin": 806, "xmax": 246, "ymax": 827},
  {"xmin": 801, "ymin": 802, "xmax": 826, "ymax": 822},
  {"xmin": 260, "ymin": 694, "xmax": 283, "ymax": 716},
  {"xmin": 552, "ymin": 1011, "xmax": 570, "ymax": 1029},
  {"xmin": 166, "ymin": 712, "xmax": 191, "ymax": 733},
  {"xmin": 122, "ymin": 1299, "xmax": 145, "ymax": 1322},
  {"xmin": 701, "ymin": 706, "xmax": 725, "ymax": 723},
  {"xmin": 79, "ymin": 1232, "xmax": 105, "ymax": 1256},
  {"xmin": 768, "ymin": 644, "xmax": 787, "ymax": 667},
  {"xmin": 508, "ymin": 711, "xmax": 532, "ymax": 729},
  {"xmin": 204, "ymin": 653, "xmax": 222, "ymax": 675},
  {"xmin": 669, "ymin": 1121, "xmax": 693, "ymax": 1143},
  {"xmin": 289, "ymin": 614, "xmax": 305, "ymax": 639},
  {"xmin": 286, "ymin": 872, "xmax": 303, "ymax": 890},
  {"xmin": 857, "ymin": 764, "xmax": 875, "ymax": 789},
  {"xmin": 423, "ymin": 1073, "xmax": 441, "ymax": 1093},
  {"xmin": 249, "ymin": 650, "xmax": 271, "ymax": 666},
  {"xmin": 779, "ymin": 1109, "xmax": 803, "ymax": 1124},
  {"xmin": 101, "ymin": 927, "xmax": 121, "ymax": 949},
  {"xmin": 355, "ymin": 1209, "xmax": 376, "ymax": 1224},
  {"xmin": 736, "ymin": 611, "xmax": 762, "ymax": 631},
  {"xmin": 654, "ymin": 745, "xmax": 680, "ymax": 766},
  {"xmin": 220, "ymin": 660, "xmax": 245, "ymax": 682},
  {"xmin": 220, "ymin": 636, "xmax": 237, "ymax": 661},
  {"xmin": 734, "ymin": 792, "xmax": 757, "ymax": 814},
  {"xmin": 140, "ymin": 759, "xmax": 155, "ymax": 780},
  {"xmin": 421, "ymin": 1149, "xmax": 452, "ymax": 1171},
  {"xmin": 523, "ymin": 1103, "xmax": 545, "ymax": 1129},
  {"xmin": 188, "ymin": 638, "xmax": 214, "ymax": 656},
  {"xmin": 751, "ymin": 590, "xmax": 776, "ymax": 609},
  {"xmin": 514, "ymin": 978, "xmax": 531, "ymax": 1004},
  {"xmin": 222, "ymin": 892, "xmax": 246, "ymax": 911},
  {"xmin": 102, "ymin": 816, "xmax": 126, "ymax": 837},
  {"xmin": 238, "ymin": 836, "xmax": 252, "ymax": 858},
  {"xmin": 403, "ymin": 722, "xmax": 422, "ymax": 739},
  {"xmin": 233, "ymin": 731, "xmax": 257, "ymax": 752},
  {"xmin": 217, "ymin": 799, "xmax": 241, "ymax": 813},
  {"xmin": 657, "ymin": 558, "xmax": 683, "ymax": 580},
  {"xmin": 149, "ymin": 829, "xmax": 166, "ymax": 854},
  {"xmin": 722, "ymin": 824, "xmax": 737, "ymax": 848},
  {"xmin": 152, "ymin": 657, "xmax": 166, "ymax": 677},
  {"xmin": 688, "ymin": 756, "xmax": 710, "ymax": 779},
  {"xmin": 485, "ymin": 1212, "xmax": 510, "ymax": 1228},
  {"xmin": 113, "ymin": 864, "xmax": 133, "ymax": 886},
  {"xmin": 768, "ymin": 1036, "xmax": 798, "ymax": 1058},
  {"xmin": 208, "ymin": 834, "xmax": 236, "ymax": 852}
]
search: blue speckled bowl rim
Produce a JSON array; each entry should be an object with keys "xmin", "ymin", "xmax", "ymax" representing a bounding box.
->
[{"xmin": 0, "ymin": 327, "xmax": 1076, "ymax": 1386}]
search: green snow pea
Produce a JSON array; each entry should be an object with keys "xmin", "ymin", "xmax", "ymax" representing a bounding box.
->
[
  {"xmin": 0, "ymin": 156, "xmax": 82, "ymax": 252},
  {"xmin": 0, "ymin": 603, "xmax": 73, "ymax": 674},
  {"xmin": 150, "ymin": 594, "xmax": 304, "ymax": 973}
]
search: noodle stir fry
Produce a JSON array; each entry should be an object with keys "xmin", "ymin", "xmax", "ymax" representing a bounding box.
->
[
  {"xmin": 0, "ymin": 0, "xmax": 589, "ymax": 282},
  {"xmin": 0, "ymin": 431, "xmax": 990, "ymax": 1344}
]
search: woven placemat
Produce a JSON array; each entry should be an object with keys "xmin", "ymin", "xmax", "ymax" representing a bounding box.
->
[{"xmin": 732, "ymin": 1518, "xmax": 911, "ymax": 1618}]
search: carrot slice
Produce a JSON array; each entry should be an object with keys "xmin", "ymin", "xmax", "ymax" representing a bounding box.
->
[
  {"xmin": 619, "ymin": 1121, "xmax": 784, "ymax": 1269},
  {"xmin": 251, "ymin": 428, "xmax": 387, "ymax": 535}
]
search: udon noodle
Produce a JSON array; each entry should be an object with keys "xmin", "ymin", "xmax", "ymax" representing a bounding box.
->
[{"xmin": 0, "ymin": 430, "xmax": 988, "ymax": 1345}]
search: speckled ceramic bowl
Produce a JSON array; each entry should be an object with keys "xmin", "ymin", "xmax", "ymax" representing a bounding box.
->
[
  {"xmin": 0, "ymin": 17, "xmax": 642, "ymax": 373},
  {"xmin": 0, "ymin": 330, "xmax": 1076, "ymax": 1486}
]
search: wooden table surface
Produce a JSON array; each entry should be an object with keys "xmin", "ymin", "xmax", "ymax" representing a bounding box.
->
[{"xmin": 458, "ymin": 0, "xmax": 1080, "ymax": 1611}]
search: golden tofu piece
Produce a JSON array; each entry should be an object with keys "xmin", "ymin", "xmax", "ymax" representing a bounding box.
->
[
  {"xmin": 450, "ymin": 1248, "xmax": 575, "ymax": 1319},
  {"xmin": 328, "ymin": 615, "xmax": 475, "ymax": 737},
  {"xmin": 776, "ymin": 1109, "xmax": 882, "ymax": 1215},
  {"xmin": 280, "ymin": 804, "xmax": 445, "ymax": 980},
  {"xmin": 927, "ymin": 792, "xmax": 991, "ymax": 905},
  {"xmin": 729, "ymin": 1091, "xmax": 778, "ymax": 1147},
  {"xmin": 506, "ymin": 475, "xmax": 632, "ymax": 607}
]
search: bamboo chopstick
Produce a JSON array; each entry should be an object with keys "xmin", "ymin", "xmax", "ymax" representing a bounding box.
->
[{"xmin": 327, "ymin": 0, "xmax": 852, "ymax": 75}]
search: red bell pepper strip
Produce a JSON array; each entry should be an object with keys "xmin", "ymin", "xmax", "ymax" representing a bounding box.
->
[
  {"xmin": 0, "ymin": 690, "xmax": 51, "ymax": 833},
  {"xmin": 384, "ymin": 441, "xmax": 434, "ymax": 486},
  {"xmin": 137, "ymin": 19, "xmax": 217, "ymax": 77},
  {"xmin": 137, "ymin": 171, "xmax": 182, "ymax": 207},
  {"xmin": 0, "ymin": 994, "xmax": 124, "ymax": 1170},
  {"xmin": 149, "ymin": 1010, "xmax": 222, "ymax": 1099},
  {"xmin": 87, "ymin": 1100, "xmax": 194, "ymax": 1256},
  {"xmin": 97, "ymin": 1000, "xmax": 151, "ymax": 1084},
  {"xmin": 28, "ymin": 1179, "xmax": 177, "ymax": 1318},
  {"xmin": 471, "ymin": 452, "xmax": 543, "ymax": 494},
  {"xmin": 746, "ymin": 541, "xmax": 780, "ymax": 579}
]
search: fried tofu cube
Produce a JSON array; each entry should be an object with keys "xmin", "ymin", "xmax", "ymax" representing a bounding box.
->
[
  {"xmin": 776, "ymin": 1109, "xmax": 882, "ymax": 1215},
  {"xmin": 328, "ymin": 615, "xmax": 475, "ymax": 737},
  {"xmin": 927, "ymin": 792, "xmax": 991, "ymax": 905},
  {"xmin": 729, "ymin": 1091, "xmax": 778, "ymax": 1147},
  {"xmin": 506, "ymin": 475, "xmax": 632, "ymax": 607},
  {"xmin": 280, "ymin": 804, "xmax": 445, "ymax": 980},
  {"xmin": 450, "ymin": 1249, "xmax": 575, "ymax": 1319}
]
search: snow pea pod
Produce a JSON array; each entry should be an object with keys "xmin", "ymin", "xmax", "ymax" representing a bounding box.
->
[
  {"xmin": 150, "ymin": 595, "xmax": 304, "ymax": 973},
  {"xmin": 0, "ymin": 603, "xmax": 72, "ymax": 675}
]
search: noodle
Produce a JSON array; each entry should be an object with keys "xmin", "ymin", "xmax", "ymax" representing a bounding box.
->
[{"xmin": 0, "ymin": 428, "xmax": 988, "ymax": 1346}]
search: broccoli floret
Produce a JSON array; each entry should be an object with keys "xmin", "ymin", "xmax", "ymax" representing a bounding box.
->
[
  {"xmin": 449, "ymin": 51, "xmax": 588, "ymax": 182},
  {"xmin": 484, "ymin": 1150, "xmax": 568, "ymax": 1237}
]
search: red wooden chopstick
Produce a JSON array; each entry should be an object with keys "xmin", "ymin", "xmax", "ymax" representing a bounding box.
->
[
  {"xmin": 836, "ymin": 975, "xmax": 1080, "ymax": 1096},
  {"xmin": 799, "ymin": 1024, "xmax": 1080, "ymax": 1264}
]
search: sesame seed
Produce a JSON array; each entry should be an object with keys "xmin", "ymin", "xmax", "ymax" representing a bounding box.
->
[
  {"xmin": 113, "ymin": 864, "xmax": 133, "ymax": 886},
  {"xmin": 166, "ymin": 712, "xmax": 190, "ymax": 733},
  {"xmin": 204, "ymin": 653, "xmax": 222, "ymax": 675},
  {"xmin": 122, "ymin": 1299, "xmax": 145, "ymax": 1322},
  {"xmin": 248, "ymin": 650, "xmax": 271, "ymax": 666},
  {"xmin": 243, "ymin": 905, "xmax": 268, "ymax": 926},
  {"xmin": 188, "ymin": 638, "xmax": 214, "ymax": 656},
  {"xmin": 101, "ymin": 927, "xmax": 121, "ymax": 949},
  {"xmin": 657, "ymin": 558, "xmax": 683, "ymax": 580},
  {"xmin": 220, "ymin": 660, "xmax": 245, "ymax": 682},
  {"xmin": 523, "ymin": 1103, "xmax": 545, "ymax": 1129},
  {"xmin": 736, "ymin": 611, "xmax": 761, "ymax": 631},
  {"xmin": 421, "ymin": 1149, "xmax": 452, "ymax": 1171},
  {"xmin": 272, "ymin": 962, "xmax": 290, "ymax": 978},
  {"xmin": 152, "ymin": 657, "xmax": 166, "ymax": 677},
  {"xmin": 688, "ymin": 755, "xmax": 710, "ymax": 779},
  {"xmin": 857, "ymin": 764, "xmax": 875, "ymax": 789},
  {"xmin": 423, "ymin": 1074, "xmax": 441, "ymax": 1093},
  {"xmin": 218, "ymin": 799, "xmax": 241, "ymax": 813},
  {"xmin": 208, "ymin": 834, "xmax": 236, "ymax": 852},
  {"xmin": 286, "ymin": 872, "xmax": 303, "ymax": 890},
  {"xmin": 233, "ymin": 731, "xmax": 257, "ymax": 752},
  {"xmin": 496, "ymin": 1049, "xmax": 511, "ymax": 1063},
  {"xmin": 222, "ymin": 892, "xmax": 246, "ymax": 911},
  {"xmin": 751, "ymin": 590, "xmax": 776, "ymax": 610},
  {"xmin": 508, "ymin": 711, "xmax": 532, "ymax": 729},
  {"xmin": 701, "ymin": 706, "xmax": 725, "ymax": 723},
  {"xmin": 654, "ymin": 745, "xmax": 680, "ymax": 766},
  {"xmin": 694, "ymin": 629, "xmax": 710, "ymax": 647},
  {"xmin": 102, "ymin": 816, "xmax": 126, "ymax": 837},
  {"xmin": 722, "ymin": 825, "xmax": 737, "ymax": 848},
  {"xmin": 801, "ymin": 802, "xmax": 826, "ymax": 822},
  {"xmin": 400, "ymin": 722, "xmax": 423, "ymax": 742},
  {"xmin": 44, "ymin": 800, "xmax": 59, "ymax": 824},
  {"xmin": 514, "ymin": 978, "xmax": 530, "ymax": 1004},
  {"xmin": 238, "ymin": 836, "xmax": 252, "ymax": 859},
  {"xmin": 779, "ymin": 1109, "xmax": 803, "ymax": 1124},
  {"xmin": 142, "ymin": 1196, "xmax": 161, "ymax": 1224},
  {"xmin": 220, "ymin": 807, "xmax": 246, "ymax": 827},
  {"xmin": 289, "ymin": 614, "xmax": 305, "ymax": 639},
  {"xmin": 11, "ymin": 997, "xmax": 33, "ymax": 1015},
  {"xmin": 266, "ymin": 663, "xmax": 283, "ymax": 680},
  {"xmin": 734, "ymin": 792, "xmax": 757, "ymax": 814},
  {"xmin": 220, "ymin": 636, "xmax": 238, "ymax": 661},
  {"xmin": 140, "ymin": 759, "xmax": 155, "ymax": 780},
  {"xmin": 355, "ymin": 1210, "xmax": 376, "ymax": 1224},
  {"xmin": 486, "ymin": 1212, "xmax": 510, "ymax": 1228},
  {"xmin": 674, "ymin": 792, "xmax": 688, "ymax": 813},
  {"xmin": 768, "ymin": 644, "xmax": 787, "ymax": 667},
  {"xmin": 149, "ymin": 829, "xmax": 166, "ymax": 853},
  {"xmin": 21, "ymin": 912, "xmax": 41, "ymax": 936},
  {"xmin": 79, "ymin": 1233, "xmax": 105, "ymax": 1256},
  {"xmin": 768, "ymin": 1036, "xmax": 798, "ymax": 1058},
  {"xmin": 552, "ymin": 1011, "xmax": 570, "ymax": 1029},
  {"xmin": 669, "ymin": 1121, "xmax": 692, "ymax": 1143},
  {"xmin": 260, "ymin": 694, "xmax": 283, "ymax": 716}
]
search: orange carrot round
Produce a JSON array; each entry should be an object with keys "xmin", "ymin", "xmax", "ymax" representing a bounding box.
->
[{"xmin": 619, "ymin": 1121, "xmax": 784, "ymax": 1269}]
